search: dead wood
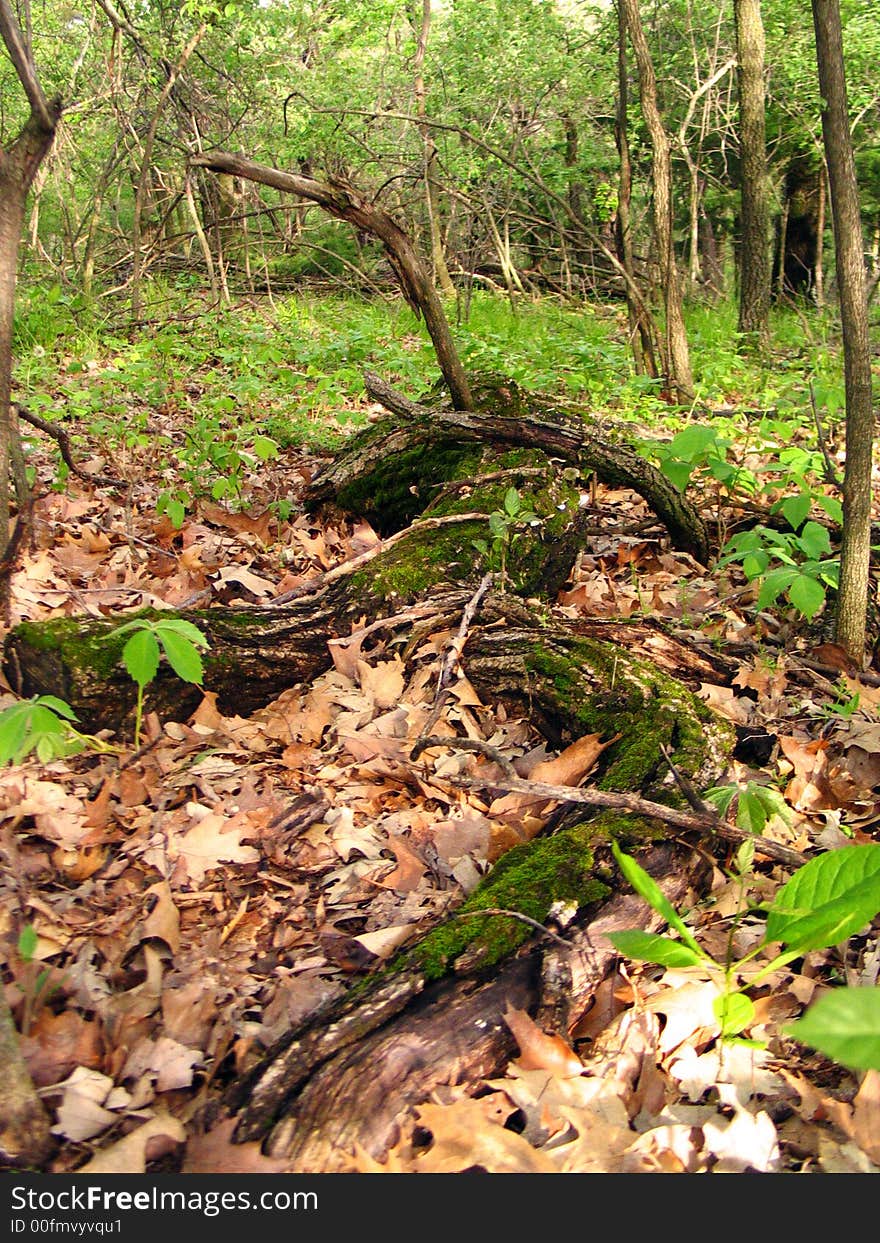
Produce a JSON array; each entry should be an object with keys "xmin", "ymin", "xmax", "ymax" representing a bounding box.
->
[
  {"xmin": 227, "ymin": 840, "xmax": 708, "ymax": 1169},
  {"xmin": 308, "ymin": 371, "xmax": 710, "ymax": 564}
]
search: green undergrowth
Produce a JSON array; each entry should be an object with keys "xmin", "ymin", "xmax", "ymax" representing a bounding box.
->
[{"xmin": 15, "ymin": 281, "xmax": 839, "ymax": 492}]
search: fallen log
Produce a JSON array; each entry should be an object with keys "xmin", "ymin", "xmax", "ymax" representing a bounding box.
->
[
  {"xmin": 226, "ymin": 838, "xmax": 709, "ymax": 1170},
  {"xmin": 5, "ymin": 371, "xmax": 734, "ymax": 1171}
]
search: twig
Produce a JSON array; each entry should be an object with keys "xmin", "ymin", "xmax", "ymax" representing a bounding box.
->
[
  {"xmin": 452, "ymin": 907, "xmax": 572, "ymax": 948},
  {"xmin": 417, "ymin": 572, "xmax": 493, "ymax": 738},
  {"xmin": 660, "ymin": 742, "xmax": 710, "ymax": 814},
  {"xmin": 410, "ymin": 734, "xmax": 518, "ymax": 779},
  {"xmin": 426, "ymin": 467, "xmax": 547, "ymax": 508},
  {"xmin": 809, "ymin": 381, "xmax": 843, "ymax": 487},
  {"xmin": 439, "ymin": 772, "xmax": 808, "ymax": 869},
  {"xmin": 16, "ymin": 404, "xmax": 122, "ymax": 489}
]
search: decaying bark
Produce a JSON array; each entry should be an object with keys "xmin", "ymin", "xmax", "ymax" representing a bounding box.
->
[
  {"xmin": 314, "ymin": 372, "xmax": 709, "ymax": 562},
  {"xmin": 228, "ymin": 841, "xmax": 709, "ymax": 1169},
  {"xmin": 5, "ymin": 371, "xmax": 734, "ymax": 1171}
]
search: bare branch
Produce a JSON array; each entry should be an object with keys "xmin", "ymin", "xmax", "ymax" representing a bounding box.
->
[{"xmin": 0, "ymin": 0, "xmax": 54, "ymax": 132}]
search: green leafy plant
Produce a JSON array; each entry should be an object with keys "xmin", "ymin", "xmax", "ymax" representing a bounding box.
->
[
  {"xmin": 785, "ymin": 987, "xmax": 880, "ymax": 1070},
  {"xmin": 647, "ymin": 425, "xmax": 758, "ymax": 497},
  {"xmin": 472, "ymin": 486, "xmax": 541, "ymax": 586},
  {"xmin": 608, "ymin": 840, "xmax": 880, "ymax": 1043},
  {"xmin": 718, "ymin": 520, "xmax": 840, "ymax": 620},
  {"xmin": 105, "ymin": 618, "xmax": 210, "ymax": 746},
  {"xmin": 0, "ymin": 694, "xmax": 94, "ymax": 765},
  {"xmin": 704, "ymin": 779, "xmax": 793, "ymax": 836},
  {"xmin": 16, "ymin": 923, "xmax": 62, "ymax": 1036}
]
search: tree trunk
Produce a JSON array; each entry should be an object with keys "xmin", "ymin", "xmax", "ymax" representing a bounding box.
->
[
  {"xmin": 615, "ymin": 2, "xmax": 658, "ymax": 378},
  {"xmin": 0, "ymin": 13, "xmax": 62, "ymax": 548},
  {"xmin": 412, "ymin": 0, "xmax": 456, "ymax": 299},
  {"xmin": 620, "ymin": 0, "xmax": 694, "ymax": 403},
  {"xmin": 734, "ymin": 0, "xmax": 770, "ymax": 348},
  {"xmin": 773, "ymin": 162, "xmax": 819, "ymax": 298},
  {"xmin": 812, "ymin": 0, "xmax": 874, "ymax": 664},
  {"xmin": 229, "ymin": 840, "xmax": 711, "ymax": 1168},
  {"xmin": 190, "ymin": 151, "xmax": 473, "ymax": 411}
]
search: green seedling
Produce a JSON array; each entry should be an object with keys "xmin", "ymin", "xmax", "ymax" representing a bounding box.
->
[
  {"xmin": 105, "ymin": 617, "xmax": 210, "ymax": 746},
  {"xmin": 609, "ymin": 841, "xmax": 880, "ymax": 1049},
  {"xmin": 0, "ymin": 694, "xmax": 111, "ymax": 765},
  {"xmin": 472, "ymin": 486, "xmax": 541, "ymax": 587}
]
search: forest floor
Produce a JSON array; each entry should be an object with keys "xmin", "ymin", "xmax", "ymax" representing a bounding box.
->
[{"xmin": 2, "ymin": 291, "xmax": 880, "ymax": 1175}]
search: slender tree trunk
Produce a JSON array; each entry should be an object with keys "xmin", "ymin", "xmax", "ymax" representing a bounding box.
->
[
  {"xmin": 812, "ymin": 0, "xmax": 874, "ymax": 663},
  {"xmin": 0, "ymin": 7, "xmax": 62, "ymax": 562},
  {"xmin": 814, "ymin": 163, "xmax": 826, "ymax": 307},
  {"xmin": 615, "ymin": 1, "xmax": 657, "ymax": 378},
  {"xmin": 734, "ymin": 0, "xmax": 770, "ymax": 348},
  {"xmin": 620, "ymin": 0, "xmax": 693, "ymax": 402},
  {"xmin": 130, "ymin": 22, "xmax": 206, "ymax": 321},
  {"xmin": 412, "ymin": 0, "xmax": 455, "ymax": 298}
]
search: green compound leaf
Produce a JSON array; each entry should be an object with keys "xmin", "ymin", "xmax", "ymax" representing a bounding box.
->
[
  {"xmin": 757, "ymin": 566, "xmax": 797, "ymax": 610},
  {"xmin": 787, "ymin": 573, "xmax": 826, "ymax": 620},
  {"xmin": 607, "ymin": 930, "xmax": 704, "ymax": 968},
  {"xmin": 122, "ymin": 628, "xmax": 160, "ymax": 689},
  {"xmin": 765, "ymin": 844, "xmax": 880, "ymax": 954},
  {"xmin": 37, "ymin": 695, "xmax": 79, "ymax": 722},
  {"xmin": 786, "ymin": 987, "xmax": 880, "ymax": 1070},
  {"xmin": 778, "ymin": 492, "xmax": 812, "ymax": 531},
  {"xmin": 153, "ymin": 619, "xmax": 210, "ymax": 648},
  {"xmin": 158, "ymin": 629, "xmax": 205, "ymax": 686},
  {"xmin": 736, "ymin": 786, "xmax": 769, "ymax": 835}
]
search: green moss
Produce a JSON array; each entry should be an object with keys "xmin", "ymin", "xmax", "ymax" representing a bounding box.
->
[
  {"xmin": 13, "ymin": 616, "xmax": 130, "ymax": 680},
  {"xmin": 336, "ymin": 442, "xmax": 481, "ymax": 532},
  {"xmin": 403, "ymin": 822, "xmax": 608, "ymax": 980},
  {"xmin": 522, "ymin": 636, "xmax": 729, "ymax": 795}
]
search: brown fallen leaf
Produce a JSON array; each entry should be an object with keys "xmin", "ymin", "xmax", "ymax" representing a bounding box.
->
[
  {"xmin": 413, "ymin": 1099, "xmax": 558, "ymax": 1173},
  {"xmin": 356, "ymin": 657, "xmax": 406, "ymax": 711},
  {"xmin": 170, "ymin": 805, "xmax": 260, "ymax": 886},
  {"xmin": 376, "ymin": 834, "xmax": 427, "ymax": 892},
  {"xmin": 79, "ymin": 1115, "xmax": 186, "ymax": 1174},
  {"xmin": 490, "ymin": 732, "xmax": 619, "ymax": 834},
  {"xmin": 21, "ymin": 1010, "xmax": 105, "ymax": 1087},
  {"xmin": 142, "ymin": 881, "xmax": 180, "ymax": 953},
  {"xmin": 503, "ymin": 1004, "xmax": 583, "ymax": 1077}
]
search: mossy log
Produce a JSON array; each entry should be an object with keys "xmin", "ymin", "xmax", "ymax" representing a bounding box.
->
[
  {"xmin": 229, "ymin": 837, "xmax": 710, "ymax": 1169},
  {"xmin": 4, "ymin": 371, "xmax": 734, "ymax": 1170},
  {"xmin": 310, "ymin": 372, "xmax": 710, "ymax": 563}
]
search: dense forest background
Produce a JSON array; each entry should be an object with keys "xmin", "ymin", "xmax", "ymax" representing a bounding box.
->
[{"xmin": 6, "ymin": 0, "xmax": 878, "ymax": 314}]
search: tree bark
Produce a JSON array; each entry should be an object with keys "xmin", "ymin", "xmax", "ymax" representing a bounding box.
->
[
  {"xmin": 734, "ymin": 0, "xmax": 770, "ymax": 348},
  {"xmin": 0, "ymin": 2, "xmax": 62, "ymax": 561},
  {"xmin": 615, "ymin": 1, "xmax": 658, "ymax": 378},
  {"xmin": 620, "ymin": 0, "xmax": 694, "ymax": 403},
  {"xmin": 812, "ymin": 0, "xmax": 874, "ymax": 663},
  {"xmin": 190, "ymin": 151, "xmax": 473, "ymax": 411},
  {"xmin": 228, "ymin": 841, "xmax": 710, "ymax": 1168}
]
